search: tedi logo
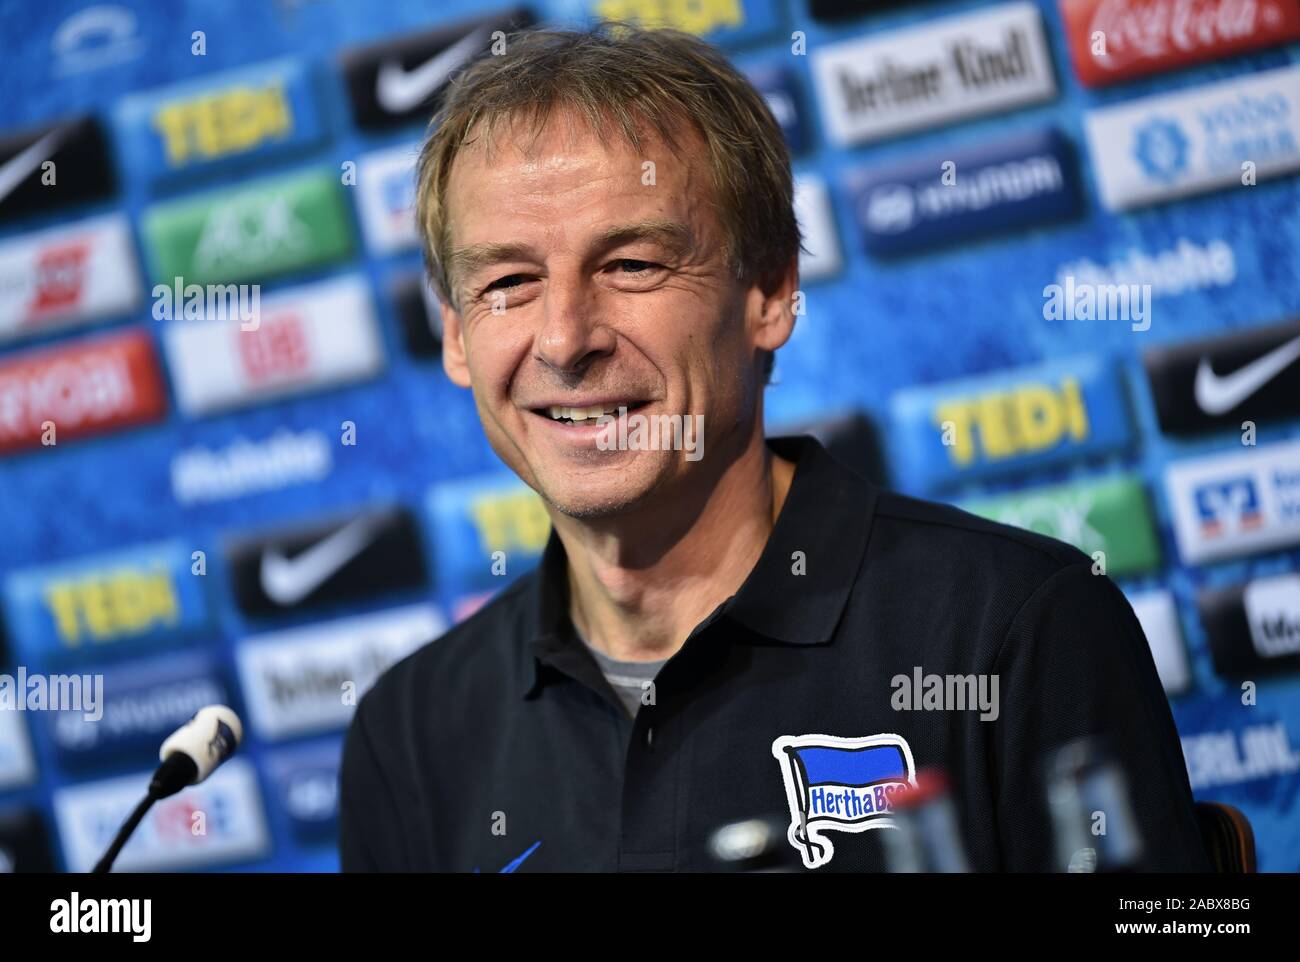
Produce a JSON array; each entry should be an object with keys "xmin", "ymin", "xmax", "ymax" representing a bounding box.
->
[{"xmin": 50, "ymin": 892, "xmax": 151, "ymax": 942}]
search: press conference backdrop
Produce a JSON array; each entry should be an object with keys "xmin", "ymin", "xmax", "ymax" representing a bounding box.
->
[{"xmin": 0, "ymin": 0, "xmax": 1297, "ymax": 873}]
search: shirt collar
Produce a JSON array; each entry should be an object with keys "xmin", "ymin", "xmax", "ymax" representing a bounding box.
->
[{"xmin": 518, "ymin": 433, "xmax": 878, "ymax": 699}]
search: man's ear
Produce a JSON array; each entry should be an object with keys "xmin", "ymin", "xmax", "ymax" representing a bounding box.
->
[
  {"xmin": 750, "ymin": 257, "xmax": 800, "ymax": 357},
  {"xmin": 439, "ymin": 298, "xmax": 472, "ymax": 388}
]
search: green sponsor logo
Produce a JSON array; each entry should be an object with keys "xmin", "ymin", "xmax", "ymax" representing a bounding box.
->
[
  {"xmin": 964, "ymin": 475, "xmax": 1160, "ymax": 576},
  {"xmin": 143, "ymin": 168, "xmax": 353, "ymax": 284}
]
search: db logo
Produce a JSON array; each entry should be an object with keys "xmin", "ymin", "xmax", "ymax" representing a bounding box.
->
[{"xmin": 30, "ymin": 241, "xmax": 90, "ymax": 314}]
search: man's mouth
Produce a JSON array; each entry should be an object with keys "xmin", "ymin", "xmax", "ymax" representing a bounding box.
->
[{"xmin": 530, "ymin": 401, "xmax": 650, "ymax": 425}]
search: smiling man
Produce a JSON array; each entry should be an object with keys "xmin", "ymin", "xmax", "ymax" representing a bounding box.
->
[{"xmin": 339, "ymin": 23, "xmax": 1209, "ymax": 873}]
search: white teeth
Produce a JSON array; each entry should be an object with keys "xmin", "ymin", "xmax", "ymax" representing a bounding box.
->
[{"xmin": 546, "ymin": 404, "xmax": 624, "ymax": 422}]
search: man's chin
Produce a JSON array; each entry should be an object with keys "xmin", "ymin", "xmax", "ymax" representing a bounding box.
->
[
  {"xmin": 532, "ymin": 458, "xmax": 669, "ymax": 521},
  {"xmin": 538, "ymin": 481, "xmax": 655, "ymax": 521}
]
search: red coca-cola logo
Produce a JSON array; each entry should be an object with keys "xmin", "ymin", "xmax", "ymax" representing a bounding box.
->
[{"xmin": 1062, "ymin": 0, "xmax": 1300, "ymax": 85}]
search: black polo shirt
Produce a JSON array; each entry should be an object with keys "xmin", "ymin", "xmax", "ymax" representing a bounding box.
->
[{"xmin": 339, "ymin": 434, "xmax": 1210, "ymax": 872}]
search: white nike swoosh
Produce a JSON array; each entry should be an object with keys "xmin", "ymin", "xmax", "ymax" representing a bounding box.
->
[
  {"xmin": 259, "ymin": 516, "xmax": 384, "ymax": 606},
  {"xmin": 375, "ymin": 27, "xmax": 491, "ymax": 114},
  {"xmin": 0, "ymin": 129, "xmax": 65, "ymax": 206},
  {"xmin": 1193, "ymin": 333, "xmax": 1300, "ymax": 416}
]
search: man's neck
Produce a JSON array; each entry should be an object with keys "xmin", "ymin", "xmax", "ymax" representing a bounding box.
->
[{"xmin": 551, "ymin": 432, "xmax": 798, "ymax": 663}]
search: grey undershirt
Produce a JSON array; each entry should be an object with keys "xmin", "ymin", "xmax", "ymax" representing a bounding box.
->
[{"xmin": 575, "ymin": 628, "xmax": 668, "ymax": 719}]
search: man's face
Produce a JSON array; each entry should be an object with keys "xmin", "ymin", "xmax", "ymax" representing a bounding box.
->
[{"xmin": 439, "ymin": 110, "xmax": 793, "ymax": 519}]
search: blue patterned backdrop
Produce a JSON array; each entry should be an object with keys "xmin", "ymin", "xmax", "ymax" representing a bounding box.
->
[{"xmin": 0, "ymin": 0, "xmax": 1297, "ymax": 872}]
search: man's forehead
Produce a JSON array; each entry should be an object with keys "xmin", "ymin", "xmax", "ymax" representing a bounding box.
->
[
  {"xmin": 444, "ymin": 109, "xmax": 714, "ymax": 253},
  {"xmin": 448, "ymin": 107, "xmax": 705, "ymax": 199}
]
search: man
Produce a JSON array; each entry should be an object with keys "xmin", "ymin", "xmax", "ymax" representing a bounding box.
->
[{"xmin": 339, "ymin": 23, "xmax": 1209, "ymax": 872}]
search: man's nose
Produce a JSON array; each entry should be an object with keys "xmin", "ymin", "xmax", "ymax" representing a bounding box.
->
[{"xmin": 534, "ymin": 273, "xmax": 615, "ymax": 373}]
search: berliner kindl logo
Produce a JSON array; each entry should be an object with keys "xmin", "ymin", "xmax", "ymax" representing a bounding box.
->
[{"xmin": 771, "ymin": 733, "xmax": 917, "ymax": 869}]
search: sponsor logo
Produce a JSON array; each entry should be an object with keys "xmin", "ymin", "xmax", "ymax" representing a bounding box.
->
[
  {"xmin": 811, "ymin": 2, "xmax": 1056, "ymax": 146},
  {"xmin": 1143, "ymin": 318, "xmax": 1300, "ymax": 434},
  {"xmin": 426, "ymin": 475, "xmax": 550, "ymax": 598},
  {"xmin": 226, "ymin": 507, "xmax": 429, "ymax": 618},
  {"xmin": 1166, "ymin": 439, "xmax": 1300, "ymax": 563},
  {"xmin": 1084, "ymin": 63, "xmax": 1300, "ymax": 211},
  {"xmin": 141, "ymin": 168, "xmax": 353, "ymax": 286},
  {"xmin": 1054, "ymin": 235, "xmax": 1236, "ymax": 302},
  {"xmin": 1181, "ymin": 721, "xmax": 1300, "ymax": 790},
  {"xmin": 162, "ymin": 275, "xmax": 384, "ymax": 416},
  {"xmin": 849, "ymin": 127, "xmax": 1081, "ymax": 256},
  {"xmin": 235, "ymin": 603, "xmax": 444, "ymax": 739},
  {"xmin": 1060, "ymin": 0, "xmax": 1300, "ymax": 87},
  {"xmin": 1196, "ymin": 335, "xmax": 1300, "ymax": 414},
  {"xmin": 0, "ymin": 215, "xmax": 141, "ymax": 343},
  {"xmin": 340, "ymin": 10, "xmax": 534, "ymax": 129},
  {"xmin": 890, "ymin": 355, "xmax": 1131, "ymax": 490},
  {"xmin": 478, "ymin": 840, "xmax": 542, "ymax": 874},
  {"xmin": 116, "ymin": 58, "xmax": 322, "ymax": 179},
  {"xmin": 1244, "ymin": 573, "xmax": 1300, "ymax": 659},
  {"xmin": 793, "ymin": 174, "xmax": 842, "ymax": 282},
  {"xmin": 1195, "ymin": 477, "xmax": 1264, "ymax": 537},
  {"xmin": 0, "ymin": 707, "xmax": 36, "ymax": 791},
  {"xmin": 355, "ymin": 142, "xmax": 420, "ymax": 254},
  {"xmin": 263, "ymin": 743, "xmax": 341, "ymax": 841},
  {"xmin": 746, "ymin": 64, "xmax": 807, "ymax": 153},
  {"xmin": 44, "ymin": 652, "xmax": 228, "ymax": 766},
  {"xmin": 377, "ymin": 26, "xmax": 494, "ymax": 115},
  {"xmin": 1126, "ymin": 589, "xmax": 1192, "ymax": 695},
  {"xmin": 772, "ymin": 733, "xmax": 917, "ymax": 869},
  {"xmin": 584, "ymin": 0, "xmax": 754, "ymax": 36},
  {"xmin": 964, "ymin": 474, "xmax": 1161, "ymax": 575},
  {"xmin": 2, "ymin": 540, "xmax": 210, "ymax": 660},
  {"xmin": 0, "ymin": 328, "xmax": 166, "ymax": 455},
  {"xmin": 1199, "ymin": 572, "xmax": 1300, "ymax": 677},
  {"xmin": 53, "ymin": 759, "xmax": 271, "ymax": 872},
  {"xmin": 0, "ymin": 116, "xmax": 115, "ymax": 223},
  {"xmin": 51, "ymin": 5, "xmax": 145, "ymax": 77},
  {"xmin": 171, "ymin": 428, "xmax": 332, "ymax": 505}
]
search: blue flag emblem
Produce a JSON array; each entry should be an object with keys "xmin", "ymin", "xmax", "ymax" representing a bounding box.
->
[{"xmin": 772, "ymin": 733, "xmax": 916, "ymax": 869}]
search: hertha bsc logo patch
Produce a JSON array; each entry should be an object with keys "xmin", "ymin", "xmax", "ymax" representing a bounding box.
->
[{"xmin": 771, "ymin": 733, "xmax": 917, "ymax": 869}]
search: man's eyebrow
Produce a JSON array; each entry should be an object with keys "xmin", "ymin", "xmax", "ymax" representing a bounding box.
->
[
  {"xmin": 448, "ymin": 241, "xmax": 535, "ymax": 284},
  {"xmin": 593, "ymin": 219, "xmax": 695, "ymax": 258},
  {"xmin": 449, "ymin": 220, "xmax": 696, "ymax": 286}
]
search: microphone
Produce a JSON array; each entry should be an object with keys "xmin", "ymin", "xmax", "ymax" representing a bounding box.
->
[
  {"xmin": 152, "ymin": 705, "xmax": 243, "ymax": 799},
  {"xmin": 880, "ymin": 768, "xmax": 971, "ymax": 873},
  {"xmin": 705, "ymin": 815, "xmax": 804, "ymax": 871},
  {"xmin": 1046, "ymin": 735, "xmax": 1144, "ymax": 873},
  {"xmin": 91, "ymin": 706, "xmax": 244, "ymax": 874}
]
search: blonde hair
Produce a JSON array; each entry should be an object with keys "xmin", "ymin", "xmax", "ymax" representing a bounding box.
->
[{"xmin": 414, "ymin": 20, "xmax": 803, "ymax": 323}]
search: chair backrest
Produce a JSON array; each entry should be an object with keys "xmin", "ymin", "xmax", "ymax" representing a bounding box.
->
[{"xmin": 1194, "ymin": 801, "xmax": 1256, "ymax": 873}]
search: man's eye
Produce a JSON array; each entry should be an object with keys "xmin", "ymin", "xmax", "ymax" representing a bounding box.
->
[
  {"xmin": 613, "ymin": 259, "xmax": 659, "ymax": 275},
  {"xmin": 483, "ymin": 274, "xmax": 528, "ymax": 294}
]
